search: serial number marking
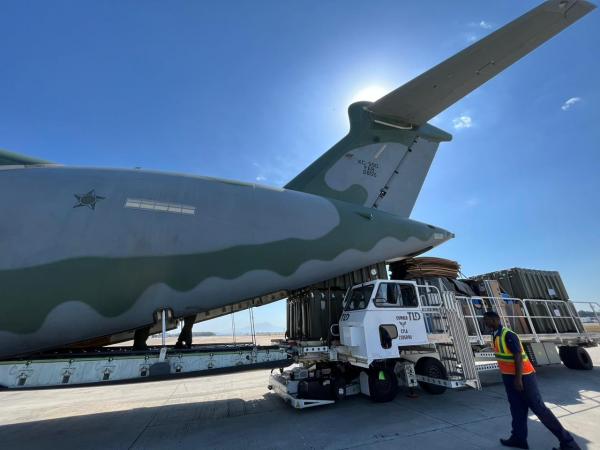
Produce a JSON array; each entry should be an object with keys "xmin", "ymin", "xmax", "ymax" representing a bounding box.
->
[{"xmin": 357, "ymin": 160, "xmax": 378, "ymax": 177}]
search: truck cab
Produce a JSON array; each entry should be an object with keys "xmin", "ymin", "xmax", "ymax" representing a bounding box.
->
[{"xmin": 337, "ymin": 280, "xmax": 429, "ymax": 366}]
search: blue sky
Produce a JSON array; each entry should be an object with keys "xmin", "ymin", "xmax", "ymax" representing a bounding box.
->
[{"xmin": 1, "ymin": 1, "xmax": 598, "ymax": 333}]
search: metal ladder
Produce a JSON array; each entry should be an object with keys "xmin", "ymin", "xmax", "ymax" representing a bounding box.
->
[
  {"xmin": 438, "ymin": 292, "xmax": 482, "ymax": 390},
  {"xmin": 418, "ymin": 285, "xmax": 482, "ymax": 390}
]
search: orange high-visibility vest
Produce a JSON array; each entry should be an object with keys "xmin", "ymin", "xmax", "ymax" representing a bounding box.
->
[{"xmin": 493, "ymin": 327, "xmax": 535, "ymax": 375}]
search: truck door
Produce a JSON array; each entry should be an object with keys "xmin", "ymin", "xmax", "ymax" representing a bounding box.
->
[{"xmin": 367, "ymin": 282, "xmax": 429, "ymax": 360}]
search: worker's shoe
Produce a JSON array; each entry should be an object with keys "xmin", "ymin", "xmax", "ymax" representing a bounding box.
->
[{"xmin": 500, "ymin": 437, "xmax": 529, "ymax": 449}]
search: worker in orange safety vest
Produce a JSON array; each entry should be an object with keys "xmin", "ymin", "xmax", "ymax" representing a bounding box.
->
[{"xmin": 483, "ymin": 311, "xmax": 580, "ymax": 450}]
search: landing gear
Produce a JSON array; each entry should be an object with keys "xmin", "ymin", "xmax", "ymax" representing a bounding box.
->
[
  {"xmin": 175, "ymin": 315, "xmax": 195, "ymax": 349},
  {"xmin": 133, "ymin": 326, "xmax": 151, "ymax": 350},
  {"xmin": 559, "ymin": 346, "xmax": 593, "ymax": 370}
]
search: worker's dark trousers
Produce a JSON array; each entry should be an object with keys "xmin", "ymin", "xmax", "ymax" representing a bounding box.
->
[{"xmin": 502, "ymin": 374, "xmax": 578, "ymax": 449}]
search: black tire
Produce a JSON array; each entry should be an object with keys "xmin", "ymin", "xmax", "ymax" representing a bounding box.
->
[
  {"xmin": 367, "ymin": 367, "xmax": 398, "ymax": 403},
  {"xmin": 560, "ymin": 346, "xmax": 593, "ymax": 370},
  {"xmin": 415, "ymin": 357, "xmax": 448, "ymax": 395},
  {"xmin": 559, "ymin": 346, "xmax": 577, "ymax": 369}
]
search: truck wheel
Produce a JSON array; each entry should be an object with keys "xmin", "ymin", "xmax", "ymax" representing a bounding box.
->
[
  {"xmin": 368, "ymin": 367, "xmax": 398, "ymax": 403},
  {"xmin": 560, "ymin": 346, "xmax": 593, "ymax": 370},
  {"xmin": 559, "ymin": 346, "xmax": 577, "ymax": 369},
  {"xmin": 415, "ymin": 357, "xmax": 448, "ymax": 395}
]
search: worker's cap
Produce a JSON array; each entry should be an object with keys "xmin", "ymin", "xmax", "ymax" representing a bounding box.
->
[{"xmin": 483, "ymin": 311, "xmax": 500, "ymax": 319}]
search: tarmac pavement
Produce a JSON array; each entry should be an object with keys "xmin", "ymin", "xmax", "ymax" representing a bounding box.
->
[{"xmin": 0, "ymin": 347, "xmax": 598, "ymax": 450}]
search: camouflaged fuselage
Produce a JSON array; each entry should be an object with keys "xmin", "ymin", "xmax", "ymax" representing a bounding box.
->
[
  {"xmin": 0, "ymin": 166, "xmax": 452, "ymax": 357},
  {"xmin": 1, "ymin": 0, "xmax": 595, "ymax": 359}
]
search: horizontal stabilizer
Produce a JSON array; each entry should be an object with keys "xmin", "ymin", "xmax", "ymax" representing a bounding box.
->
[
  {"xmin": 0, "ymin": 148, "xmax": 52, "ymax": 166},
  {"xmin": 369, "ymin": 0, "xmax": 596, "ymax": 126}
]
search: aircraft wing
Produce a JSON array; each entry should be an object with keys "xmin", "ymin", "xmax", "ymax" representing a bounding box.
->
[
  {"xmin": 0, "ymin": 148, "xmax": 52, "ymax": 166},
  {"xmin": 369, "ymin": 0, "xmax": 596, "ymax": 126}
]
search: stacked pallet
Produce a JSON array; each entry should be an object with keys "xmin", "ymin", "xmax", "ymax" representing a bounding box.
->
[{"xmin": 390, "ymin": 257, "xmax": 460, "ymax": 280}]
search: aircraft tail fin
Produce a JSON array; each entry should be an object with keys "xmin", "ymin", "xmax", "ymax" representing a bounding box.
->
[
  {"xmin": 285, "ymin": 0, "xmax": 595, "ymax": 217},
  {"xmin": 285, "ymin": 102, "xmax": 451, "ymax": 217}
]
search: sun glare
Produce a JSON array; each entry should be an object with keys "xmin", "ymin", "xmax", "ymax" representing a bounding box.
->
[{"xmin": 350, "ymin": 85, "xmax": 389, "ymax": 103}]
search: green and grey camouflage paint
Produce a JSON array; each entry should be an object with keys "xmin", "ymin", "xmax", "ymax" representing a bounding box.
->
[
  {"xmin": 0, "ymin": 164, "xmax": 451, "ymax": 357},
  {"xmin": 286, "ymin": 102, "xmax": 451, "ymax": 217},
  {"xmin": 0, "ymin": 0, "xmax": 594, "ymax": 358}
]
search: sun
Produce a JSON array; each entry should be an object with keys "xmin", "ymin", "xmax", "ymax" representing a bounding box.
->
[{"xmin": 350, "ymin": 85, "xmax": 389, "ymax": 103}]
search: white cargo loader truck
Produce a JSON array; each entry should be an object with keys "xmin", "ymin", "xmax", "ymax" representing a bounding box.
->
[{"xmin": 268, "ymin": 280, "xmax": 598, "ymax": 408}]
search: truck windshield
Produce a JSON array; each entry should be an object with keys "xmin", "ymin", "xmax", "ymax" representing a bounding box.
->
[
  {"xmin": 343, "ymin": 284, "xmax": 374, "ymax": 311},
  {"xmin": 374, "ymin": 282, "xmax": 419, "ymax": 308}
]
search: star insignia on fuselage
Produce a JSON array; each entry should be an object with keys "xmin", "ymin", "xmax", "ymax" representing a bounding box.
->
[{"xmin": 73, "ymin": 190, "xmax": 105, "ymax": 210}]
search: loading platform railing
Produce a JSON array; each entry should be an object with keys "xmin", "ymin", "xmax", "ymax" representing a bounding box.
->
[
  {"xmin": 453, "ymin": 296, "xmax": 599, "ymax": 346},
  {"xmin": 414, "ymin": 288, "xmax": 598, "ymax": 391},
  {"xmin": 414, "ymin": 284, "xmax": 599, "ymax": 347}
]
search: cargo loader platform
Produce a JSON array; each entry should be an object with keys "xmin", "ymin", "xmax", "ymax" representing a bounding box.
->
[{"xmin": 0, "ymin": 343, "xmax": 289, "ymax": 389}]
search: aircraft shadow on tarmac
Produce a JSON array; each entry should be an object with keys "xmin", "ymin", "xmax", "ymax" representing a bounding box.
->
[{"xmin": 0, "ymin": 364, "xmax": 597, "ymax": 450}]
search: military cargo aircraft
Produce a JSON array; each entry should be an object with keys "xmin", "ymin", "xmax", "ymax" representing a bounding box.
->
[{"xmin": 0, "ymin": 0, "xmax": 595, "ymax": 358}]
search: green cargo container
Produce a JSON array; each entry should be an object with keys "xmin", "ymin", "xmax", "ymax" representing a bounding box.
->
[
  {"xmin": 469, "ymin": 268, "xmax": 584, "ymax": 334},
  {"xmin": 286, "ymin": 263, "xmax": 388, "ymax": 342},
  {"xmin": 470, "ymin": 268, "xmax": 569, "ymax": 301}
]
